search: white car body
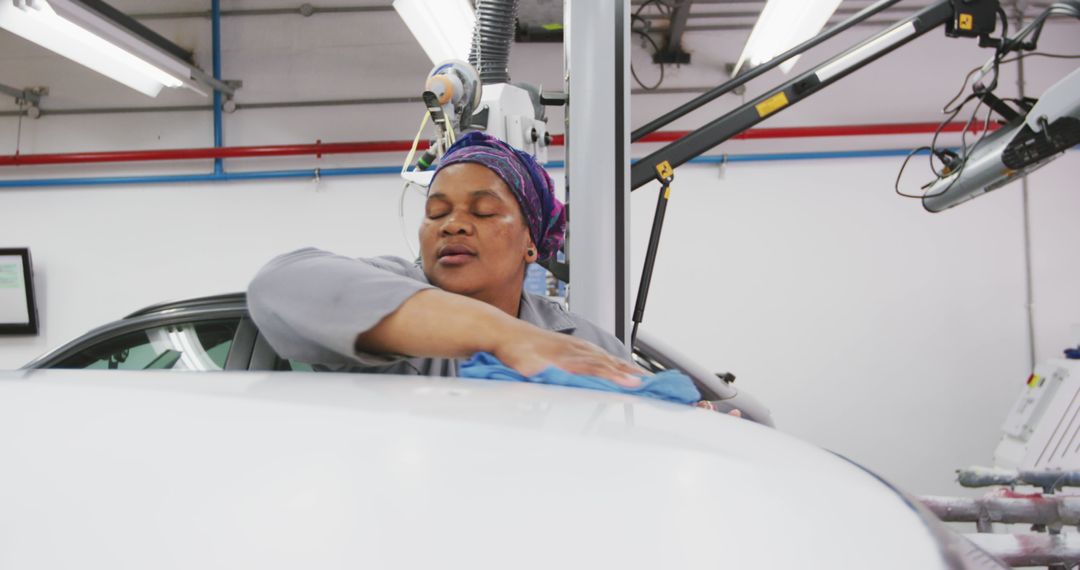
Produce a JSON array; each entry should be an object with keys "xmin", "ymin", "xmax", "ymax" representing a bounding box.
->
[{"xmin": 0, "ymin": 368, "xmax": 996, "ymax": 569}]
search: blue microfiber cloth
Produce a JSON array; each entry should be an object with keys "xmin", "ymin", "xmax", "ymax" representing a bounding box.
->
[{"xmin": 459, "ymin": 352, "xmax": 701, "ymax": 405}]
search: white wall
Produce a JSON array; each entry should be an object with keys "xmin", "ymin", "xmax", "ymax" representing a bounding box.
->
[
  {"xmin": 630, "ymin": 156, "xmax": 1078, "ymax": 497},
  {"xmin": 0, "ymin": 4, "xmax": 1078, "ymax": 499}
]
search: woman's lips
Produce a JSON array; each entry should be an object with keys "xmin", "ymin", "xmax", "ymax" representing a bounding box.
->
[
  {"xmin": 437, "ymin": 245, "xmax": 476, "ymax": 266},
  {"xmin": 438, "ymin": 253, "xmax": 475, "ymax": 266}
]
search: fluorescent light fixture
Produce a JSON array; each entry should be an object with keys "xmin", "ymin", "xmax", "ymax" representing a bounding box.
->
[
  {"xmin": 0, "ymin": 0, "xmax": 198, "ymax": 97},
  {"xmin": 393, "ymin": 0, "xmax": 475, "ymax": 65},
  {"xmin": 734, "ymin": 0, "xmax": 844, "ymax": 76},
  {"xmin": 815, "ymin": 22, "xmax": 915, "ymax": 82}
]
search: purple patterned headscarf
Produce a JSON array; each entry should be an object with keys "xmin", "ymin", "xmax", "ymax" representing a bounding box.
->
[{"xmin": 431, "ymin": 132, "xmax": 566, "ymax": 262}]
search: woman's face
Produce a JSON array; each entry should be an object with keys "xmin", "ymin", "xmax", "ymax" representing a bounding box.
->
[{"xmin": 419, "ymin": 162, "xmax": 536, "ymax": 299}]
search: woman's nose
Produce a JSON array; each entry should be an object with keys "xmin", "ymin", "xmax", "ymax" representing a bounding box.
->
[{"xmin": 440, "ymin": 213, "xmax": 473, "ymax": 235}]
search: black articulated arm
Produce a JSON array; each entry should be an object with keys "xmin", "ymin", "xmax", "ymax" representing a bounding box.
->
[
  {"xmin": 630, "ymin": 0, "xmax": 959, "ymax": 191},
  {"xmin": 631, "ymin": 0, "xmax": 906, "ymax": 142}
]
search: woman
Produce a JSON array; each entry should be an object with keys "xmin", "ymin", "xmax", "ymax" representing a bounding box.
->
[{"xmin": 248, "ymin": 132, "xmax": 644, "ymax": 386}]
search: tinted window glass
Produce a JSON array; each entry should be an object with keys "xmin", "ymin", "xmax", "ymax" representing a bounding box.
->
[
  {"xmin": 632, "ymin": 349, "xmax": 667, "ymax": 374},
  {"xmin": 274, "ymin": 358, "xmax": 315, "ymax": 372},
  {"xmin": 53, "ymin": 319, "xmax": 239, "ymax": 371}
]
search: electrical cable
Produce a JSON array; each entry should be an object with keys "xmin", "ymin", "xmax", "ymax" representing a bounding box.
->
[
  {"xmin": 1000, "ymin": 51, "xmax": 1080, "ymax": 64},
  {"xmin": 629, "ymin": 2, "xmax": 670, "ymax": 91},
  {"xmin": 631, "ymin": 22, "xmax": 666, "ymax": 90},
  {"xmin": 635, "ymin": 0, "xmax": 672, "ymax": 19},
  {"xmin": 895, "ymin": 89, "xmax": 995, "ymax": 200},
  {"xmin": 890, "ymin": 3, "xmax": 1077, "ymax": 200},
  {"xmin": 14, "ymin": 105, "xmax": 23, "ymax": 156},
  {"xmin": 401, "ymin": 111, "xmax": 430, "ymax": 176},
  {"xmin": 399, "ymin": 111, "xmax": 433, "ymax": 257},
  {"xmin": 445, "ymin": 112, "xmax": 457, "ymax": 145},
  {"xmin": 1004, "ymin": 2, "xmax": 1079, "ymax": 53},
  {"xmin": 397, "ymin": 180, "xmax": 427, "ymax": 260},
  {"xmin": 893, "ymin": 101, "xmax": 968, "ymax": 199}
]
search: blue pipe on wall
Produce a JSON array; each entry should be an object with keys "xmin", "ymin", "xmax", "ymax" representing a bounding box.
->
[
  {"xmin": 0, "ymin": 149, "xmax": 940, "ymax": 188},
  {"xmin": 212, "ymin": 0, "xmax": 224, "ymax": 176}
]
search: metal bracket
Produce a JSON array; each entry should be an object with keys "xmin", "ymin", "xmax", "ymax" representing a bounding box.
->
[
  {"xmin": 539, "ymin": 91, "xmax": 567, "ymax": 107},
  {"xmin": 654, "ymin": 0, "xmax": 693, "ymax": 65},
  {"xmin": 189, "ymin": 68, "xmax": 241, "ymax": 97},
  {"xmin": 0, "ymin": 84, "xmax": 47, "ymax": 107}
]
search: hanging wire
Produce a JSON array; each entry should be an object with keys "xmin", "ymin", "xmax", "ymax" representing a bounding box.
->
[
  {"xmin": 398, "ymin": 111, "xmax": 434, "ymax": 257},
  {"xmin": 629, "ymin": 0, "xmax": 672, "ymax": 91},
  {"xmin": 14, "ymin": 102, "xmax": 25, "ymax": 155},
  {"xmin": 398, "ymin": 181, "xmax": 421, "ymax": 259}
]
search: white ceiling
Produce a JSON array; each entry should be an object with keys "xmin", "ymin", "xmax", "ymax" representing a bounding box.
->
[{"xmin": 0, "ymin": 1, "xmax": 1076, "ymax": 138}]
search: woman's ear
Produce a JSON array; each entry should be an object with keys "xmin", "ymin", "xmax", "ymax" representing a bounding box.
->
[{"xmin": 525, "ymin": 243, "xmax": 538, "ymax": 262}]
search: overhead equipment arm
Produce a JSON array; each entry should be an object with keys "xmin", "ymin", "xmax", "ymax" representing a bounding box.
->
[{"xmin": 630, "ymin": 0, "xmax": 998, "ymax": 191}]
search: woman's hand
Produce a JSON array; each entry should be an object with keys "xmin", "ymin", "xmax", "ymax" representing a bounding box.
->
[
  {"xmin": 354, "ymin": 289, "xmax": 645, "ymax": 386},
  {"xmin": 493, "ymin": 322, "xmax": 646, "ymax": 387}
]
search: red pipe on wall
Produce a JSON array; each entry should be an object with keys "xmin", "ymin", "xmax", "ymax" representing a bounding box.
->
[
  {"xmin": 0, "ymin": 140, "xmax": 430, "ymax": 167},
  {"xmin": 0, "ymin": 122, "xmax": 997, "ymax": 167}
]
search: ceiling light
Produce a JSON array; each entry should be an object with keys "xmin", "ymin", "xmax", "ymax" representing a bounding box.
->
[
  {"xmin": 0, "ymin": 0, "xmax": 203, "ymax": 97},
  {"xmin": 734, "ymin": 0, "xmax": 844, "ymax": 76},
  {"xmin": 393, "ymin": 0, "xmax": 475, "ymax": 65}
]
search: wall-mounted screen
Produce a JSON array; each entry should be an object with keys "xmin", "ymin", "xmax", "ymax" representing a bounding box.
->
[{"xmin": 0, "ymin": 248, "xmax": 39, "ymax": 335}]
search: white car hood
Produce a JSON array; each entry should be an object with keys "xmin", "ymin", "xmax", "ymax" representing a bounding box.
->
[{"xmin": 0, "ymin": 369, "xmax": 947, "ymax": 569}]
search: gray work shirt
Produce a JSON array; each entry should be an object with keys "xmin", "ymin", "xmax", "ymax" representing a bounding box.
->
[{"xmin": 247, "ymin": 248, "xmax": 631, "ymax": 376}]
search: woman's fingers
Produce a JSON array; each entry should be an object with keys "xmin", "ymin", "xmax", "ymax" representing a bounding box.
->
[
  {"xmin": 495, "ymin": 326, "xmax": 645, "ymax": 387},
  {"xmin": 615, "ymin": 359, "xmax": 651, "ymax": 377},
  {"xmin": 554, "ymin": 355, "xmax": 642, "ymax": 387}
]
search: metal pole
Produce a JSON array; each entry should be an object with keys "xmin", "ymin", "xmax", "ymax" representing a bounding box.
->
[
  {"xmin": 964, "ymin": 533, "xmax": 1080, "ymax": 568},
  {"xmin": 212, "ymin": 0, "xmax": 225, "ymax": 176},
  {"xmin": 1012, "ymin": 0, "xmax": 1038, "ymax": 369},
  {"xmin": 565, "ymin": 0, "xmax": 631, "ymax": 344},
  {"xmin": 921, "ymin": 495, "xmax": 1080, "ymax": 526},
  {"xmin": 631, "ymin": 166, "xmax": 673, "ymax": 345}
]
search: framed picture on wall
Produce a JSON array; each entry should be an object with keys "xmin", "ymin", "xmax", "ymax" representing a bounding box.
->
[{"xmin": 0, "ymin": 248, "xmax": 39, "ymax": 335}]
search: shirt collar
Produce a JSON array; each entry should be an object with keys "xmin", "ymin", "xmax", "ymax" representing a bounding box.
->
[{"xmin": 518, "ymin": 293, "xmax": 576, "ymax": 333}]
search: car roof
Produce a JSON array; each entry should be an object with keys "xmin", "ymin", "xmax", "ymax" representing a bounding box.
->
[
  {"xmin": 124, "ymin": 292, "xmax": 248, "ymax": 319},
  {"xmin": 0, "ymin": 368, "xmax": 940, "ymax": 569},
  {"xmin": 34, "ymin": 292, "xmax": 743, "ymax": 402}
]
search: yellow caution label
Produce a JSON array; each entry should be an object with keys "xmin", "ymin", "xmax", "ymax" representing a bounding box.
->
[
  {"xmin": 959, "ymin": 13, "xmax": 973, "ymax": 30},
  {"xmin": 755, "ymin": 92, "xmax": 789, "ymax": 118},
  {"xmin": 1027, "ymin": 374, "xmax": 1042, "ymax": 388},
  {"xmin": 664, "ymin": 185, "xmax": 672, "ymax": 199},
  {"xmin": 652, "ymin": 158, "xmax": 669, "ymax": 179}
]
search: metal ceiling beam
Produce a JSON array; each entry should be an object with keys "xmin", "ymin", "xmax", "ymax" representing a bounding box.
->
[
  {"xmin": 129, "ymin": 4, "xmax": 394, "ymax": 20},
  {"xmin": 640, "ymin": 7, "xmax": 1050, "ymax": 21},
  {"xmin": 655, "ymin": 0, "xmax": 693, "ymax": 63}
]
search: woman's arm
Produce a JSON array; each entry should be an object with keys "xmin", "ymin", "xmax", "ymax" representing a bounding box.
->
[
  {"xmin": 247, "ymin": 248, "xmax": 436, "ymax": 367},
  {"xmin": 249, "ymin": 248, "xmax": 642, "ymax": 385},
  {"xmin": 357, "ymin": 288, "xmax": 643, "ymax": 386}
]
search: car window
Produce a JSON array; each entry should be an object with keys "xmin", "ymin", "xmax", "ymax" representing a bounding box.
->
[
  {"xmin": 277, "ymin": 353, "xmax": 663, "ymax": 374},
  {"xmin": 632, "ymin": 349, "xmax": 667, "ymax": 374},
  {"xmin": 274, "ymin": 357, "xmax": 315, "ymax": 372},
  {"xmin": 52, "ymin": 319, "xmax": 240, "ymax": 371}
]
